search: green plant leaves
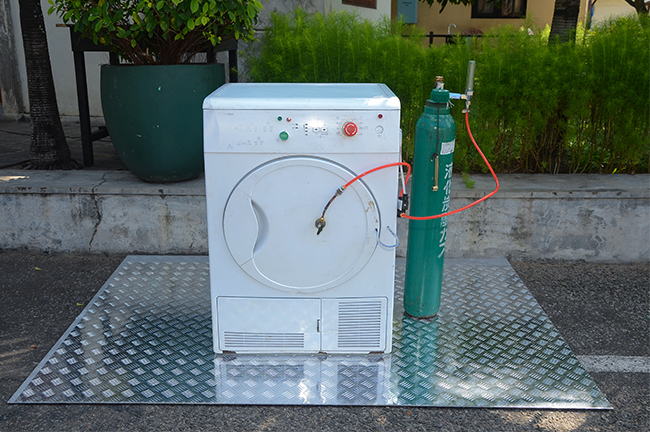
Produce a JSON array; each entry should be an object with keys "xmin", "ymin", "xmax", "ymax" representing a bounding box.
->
[
  {"xmin": 245, "ymin": 10, "xmax": 649, "ymax": 173},
  {"xmin": 48, "ymin": 0, "xmax": 262, "ymax": 64}
]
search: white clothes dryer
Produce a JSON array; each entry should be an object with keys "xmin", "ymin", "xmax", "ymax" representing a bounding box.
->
[{"xmin": 203, "ymin": 83, "xmax": 401, "ymax": 354}]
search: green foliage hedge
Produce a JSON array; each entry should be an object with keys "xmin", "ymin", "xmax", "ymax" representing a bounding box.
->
[
  {"xmin": 245, "ymin": 10, "xmax": 649, "ymax": 174},
  {"xmin": 49, "ymin": 0, "xmax": 262, "ymax": 65}
]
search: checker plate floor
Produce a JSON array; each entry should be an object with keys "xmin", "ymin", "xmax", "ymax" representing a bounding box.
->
[{"xmin": 10, "ymin": 256, "xmax": 611, "ymax": 408}]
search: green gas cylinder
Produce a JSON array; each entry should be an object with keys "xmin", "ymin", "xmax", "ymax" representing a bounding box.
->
[{"xmin": 404, "ymin": 78, "xmax": 456, "ymax": 318}]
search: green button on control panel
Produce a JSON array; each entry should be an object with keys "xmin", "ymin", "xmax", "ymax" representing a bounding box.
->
[{"xmin": 279, "ymin": 131, "xmax": 289, "ymax": 141}]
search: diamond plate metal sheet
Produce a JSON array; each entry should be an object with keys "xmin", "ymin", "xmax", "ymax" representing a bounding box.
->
[{"xmin": 9, "ymin": 256, "xmax": 611, "ymax": 408}]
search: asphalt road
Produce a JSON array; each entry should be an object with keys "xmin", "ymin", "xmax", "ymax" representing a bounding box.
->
[{"xmin": 0, "ymin": 252, "xmax": 648, "ymax": 431}]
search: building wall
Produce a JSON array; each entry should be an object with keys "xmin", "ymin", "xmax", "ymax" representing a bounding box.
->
[
  {"xmin": 325, "ymin": 0, "xmax": 392, "ymax": 21},
  {"xmin": 393, "ymin": 0, "xmax": 640, "ymax": 42},
  {"xmin": 1, "ymin": 0, "xmax": 108, "ymax": 116},
  {"xmin": 256, "ymin": 0, "xmax": 325, "ymax": 27},
  {"xmin": 590, "ymin": 0, "xmax": 639, "ymax": 25},
  {"xmin": 393, "ymin": 0, "xmax": 590, "ymax": 41},
  {"xmin": 0, "ymin": 0, "xmax": 28, "ymax": 114}
]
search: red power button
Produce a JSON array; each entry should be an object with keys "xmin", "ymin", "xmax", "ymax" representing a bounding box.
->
[{"xmin": 343, "ymin": 122, "xmax": 358, "ymax": 137}]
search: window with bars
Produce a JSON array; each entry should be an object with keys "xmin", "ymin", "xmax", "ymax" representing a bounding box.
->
[
  {"xmin": 342, "ymin": 0, "xmax": 377, "ymax": 9},
  {"xmin": 472, "ymin": 0, "xmax": 526, "ymax": 18}
]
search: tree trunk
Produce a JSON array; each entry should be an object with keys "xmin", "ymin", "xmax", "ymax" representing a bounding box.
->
[
  {"xmin": 18, "ymin": 0, "xmax": 79, "ymax": 169},
  {"xmin": 548, "ymin": 0, "xmax": 581, "ymax": 43},
  {"xmin": 625, "ymin": 0, "xmax": 649, "ymax": 16}
]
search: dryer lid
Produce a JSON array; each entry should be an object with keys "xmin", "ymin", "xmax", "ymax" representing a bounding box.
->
[
  {"xmin": 203, "ymin": 83, "xmax": 400, "ymax": 111},
  {"xmin": 223, "ymin": 156, "xmax": 380, "ymax": 294}
]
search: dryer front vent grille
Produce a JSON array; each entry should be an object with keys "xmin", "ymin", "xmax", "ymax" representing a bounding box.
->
[
  {"xmin": 223, "ymin": 332, "xmax": 305, "ymax": 349},
  {"xmin": 337, "ymin": 300, "xmax": 383, "ymax": 348}
]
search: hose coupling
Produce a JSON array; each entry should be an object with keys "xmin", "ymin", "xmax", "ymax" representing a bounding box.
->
[{"xmin": 315, "ymin": 217, "xmax": 326, "ymax": 235}]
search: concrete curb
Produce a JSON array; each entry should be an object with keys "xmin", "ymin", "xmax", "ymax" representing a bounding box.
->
[
  {"xmin": 1, "ymin": 170, "xmax": 648, "ymax": 261},
  {"xmin": 397, "ymin": 173, "xmax": 650, "ymax": 262},
  {"xmin": 0, "ymin": 171, "xmax": 207, "ymax": 254}
]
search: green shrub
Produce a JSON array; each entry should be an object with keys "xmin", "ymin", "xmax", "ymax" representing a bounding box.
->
[
  {"xmin": 245, "ymin": 10, "xmax": 649, "ymax": 174},
  {"xmin": 49, "ymin": 0, "xmax": 262, "ymax": 65},
  {"xmin": 568, "ymin": 16, "xmax": 650, "ymax": 173},
  {"xmin": 454, "ymin": 24, "xmax": 578, "ymax": 173}
]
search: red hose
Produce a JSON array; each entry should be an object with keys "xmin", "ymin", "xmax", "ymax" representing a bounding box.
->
[
  {"xmin": 400, "ymin": 111, "xmax": 499, "ymax": 220},
  {"xmin": 343, "ymin": 162, "xmax": 412, "ymax": 197},
  {"xmin": 319, "ymin": 161, "xmax": 411, "ymax": 222},
  {"xmin": 329, "ymin": 111, "xmax": 498, "ymax": 221}
]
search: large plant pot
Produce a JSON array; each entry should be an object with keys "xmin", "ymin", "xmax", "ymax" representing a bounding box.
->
[{"xmin": 101, "ymin": 63, "xmax": 225, "ymax": 182}]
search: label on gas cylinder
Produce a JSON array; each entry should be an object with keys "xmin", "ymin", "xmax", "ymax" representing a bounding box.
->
[{"xmin": 440, "ymin": 139, "xmax": 455, "ymax": 155}]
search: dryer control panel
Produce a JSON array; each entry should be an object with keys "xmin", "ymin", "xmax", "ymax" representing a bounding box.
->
[
  {"xmin": 204, "ymin": 110, "xmax": 400, "ymax": 154},
  {"xmin": 203, "ymin": 83, "xmax": 401, "ymax": 154}
]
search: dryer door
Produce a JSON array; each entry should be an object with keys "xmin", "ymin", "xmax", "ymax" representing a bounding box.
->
[{"xmin": 223, "ymin": 156, "xmax": 380, "ymax": 294}]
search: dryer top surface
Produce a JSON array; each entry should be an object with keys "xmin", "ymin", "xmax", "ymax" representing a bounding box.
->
[{"xmin": 203, "ymin": 83, "xmax": 400, "ymax": 111}]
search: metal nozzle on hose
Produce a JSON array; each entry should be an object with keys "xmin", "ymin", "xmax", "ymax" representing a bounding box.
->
[
  {"xmin": 447, "ymin": 61, "xmax": 476, "ymax": 111},
  {"xmin": 463, "ymin": 61, "xmax": 476, "ymax": 112}
]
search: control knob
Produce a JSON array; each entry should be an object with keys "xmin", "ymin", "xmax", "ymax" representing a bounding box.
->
[{"xmin": 343, "ymin": 122, "xmax": 358, "ymax": 137}]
